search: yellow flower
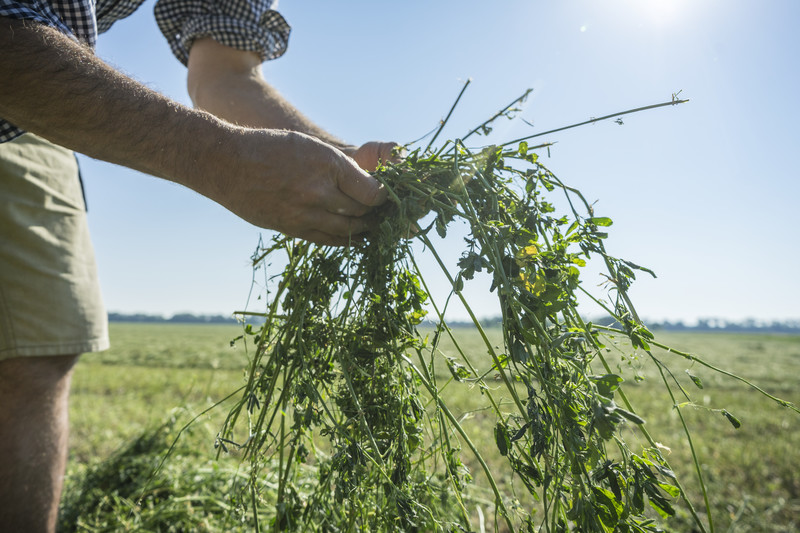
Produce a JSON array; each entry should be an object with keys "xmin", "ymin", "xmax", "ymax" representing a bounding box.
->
[{"xmin": 516, "ymin": 244, "xmax": 539, "ymax": 258}]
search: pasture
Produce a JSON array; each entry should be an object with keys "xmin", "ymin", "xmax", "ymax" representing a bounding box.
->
[{"xmin": 61, "ymin": 323, "xmax": 799, "ymax": 531}]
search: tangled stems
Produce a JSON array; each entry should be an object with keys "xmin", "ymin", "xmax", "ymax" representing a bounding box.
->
[{"xmin": 220, "ymin": 94, "xmax": 796, "ymax": 532}]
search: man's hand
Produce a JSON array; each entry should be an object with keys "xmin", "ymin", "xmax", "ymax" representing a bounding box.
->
[{"xmin": 209, "ymin": 130, "xmax": 387, "ymax": 245}]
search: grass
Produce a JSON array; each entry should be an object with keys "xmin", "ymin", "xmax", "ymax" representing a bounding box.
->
[
  {"xmin": 621, "ymin": 331, "xmax": 800, "ymax": 531},
  {"xmin": 62, "ymin": 323, "xmax": 800, "ymax": 531},
  {"xmin": 68, "ymin": 323, "xmax": 246, "ymax": 462}
]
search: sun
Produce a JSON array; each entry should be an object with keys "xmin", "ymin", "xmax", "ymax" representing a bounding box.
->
[{"xmin": 628, "ymin": 0, "xmax": 688, "ymax": 26}]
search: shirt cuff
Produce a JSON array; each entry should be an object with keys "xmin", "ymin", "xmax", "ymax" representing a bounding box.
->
[{"xmin": 154, "ymin": 1, "xmax": 291, "ymax": 66}]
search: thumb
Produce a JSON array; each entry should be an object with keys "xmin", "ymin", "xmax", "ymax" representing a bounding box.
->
[{"xmin": 335, "ymin": 157, "xmax": 388, "ymax": 207}]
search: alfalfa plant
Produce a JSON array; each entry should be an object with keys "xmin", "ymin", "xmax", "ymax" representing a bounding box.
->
[{"xmin": 221, "ymin": 85, "xmax": 798, "ymax": 532}]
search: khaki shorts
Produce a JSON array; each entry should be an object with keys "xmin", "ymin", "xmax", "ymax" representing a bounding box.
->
[{"xmin": 0, "ymin": 134, "xmax": 109, "ymax": 359}]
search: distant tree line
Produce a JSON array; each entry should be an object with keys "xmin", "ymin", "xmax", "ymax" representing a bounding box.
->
[
  {"xmin": 438, "ymin": 316, "xmax": 800, "ymax": 333},
  {"xmin": 110, "ymin": 312, "xmax": 800, "ymax": 333},
  {"xmin": 647, "ymin": 318, "xmax": 800, "ymax": 333},
  {"xmin": 108, "ymin": 312, "xmax": 238, "ymax": 324}
]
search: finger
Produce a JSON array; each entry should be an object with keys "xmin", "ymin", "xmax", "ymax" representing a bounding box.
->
[
  {"xmin": 334, "ymin": 158, "xmax": 388, "ymax": 208},
  {"xmin": 322, "ymin": 188, "xmax": 372, "ymax": 218},
  {"xmin": 290, "ymin": 212, "xmax": 371, "ymax": 245},
  {"xmin": 380, "ymin": 142, "xmax": 405, "ymax": 164},
  {"xmin": 302, "ymin": 209, "xmax": 373, "ymax": 239},
  {"xmin": 300, "ymin": 229, "xmax": 365, "ymax": 247}
]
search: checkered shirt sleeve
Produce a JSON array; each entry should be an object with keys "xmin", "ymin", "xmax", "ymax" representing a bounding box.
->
[
  {"xmin": 0, "ymin": 0, "xmax": 96, "ymax": 44},
  {"xmin": 0, "ymin": 122, "xmax": 22, "ymax": 144},
  {"xmin": 0, "ymin": 118, "xmax": 23, "ymax": 143},
  {"xmin": 1, "ymin": 0, "xmax": 100, "ymax": 142},
  {"xmin": 154, "ymin": 0, "xmax": 290, "ymax": 66},
  {"xmin": 96, "ymin": 0, "xmax": 147, "ymax": 33}
]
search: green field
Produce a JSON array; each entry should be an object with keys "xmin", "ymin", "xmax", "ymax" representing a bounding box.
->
[{"xmin": 61, "ymin": 323, "xmax": 800, "ymax": 531}]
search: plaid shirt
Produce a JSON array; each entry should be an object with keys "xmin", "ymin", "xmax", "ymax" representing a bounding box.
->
[{"xmin": 0, "ymin": 0, "xmax": 290, "ymax": 142}]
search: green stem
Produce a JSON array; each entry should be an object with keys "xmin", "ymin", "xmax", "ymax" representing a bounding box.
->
[
  {"xmin": 252, "ymin": 482, "xmax": 261, "ymax": 533},
  {"xmin": 649, "ymin": 339, "xmax": 799, "ymax": 412},
  {"xmin": 414, "ymin": 346, "xmax": 472, "ymax": 525},
  {"xmin": 500, "ymin": 98, "xmax": 689, "ymax": 147},
  {"xmin": 462, "ymin": 88, "xmax": 532, "ymax": 142},
  {"xmin": 425, "ymin": 78, "xmax": 472, "ymax": 152}
]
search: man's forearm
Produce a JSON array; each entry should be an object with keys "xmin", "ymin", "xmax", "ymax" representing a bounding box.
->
[
  {"xmin": 192, "ymin": 72, "xmax": 352, "ymax": 150},
  {"xmin": 185, "ymin": 38, "xmax": 400, "ymax": 173},
  {"xmin": 0, "ymin": 19, "xmax": 231, "ymax": 192},
  {"xmin": 186, "ymin": 38, "xmax": 353, "ymax": 150}
]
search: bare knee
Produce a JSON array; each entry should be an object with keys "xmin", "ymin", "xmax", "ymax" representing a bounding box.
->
[
  {"xmin": 0, "ymin": 354, "xmax": 79, "ymax": 457},
  {"xmin": 0, "ymin": 353, "xmax": 79, "ymax": 400}
]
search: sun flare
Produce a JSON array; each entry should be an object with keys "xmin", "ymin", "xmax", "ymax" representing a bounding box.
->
[{"xmin": 628, "ymin": 0, "xmax": 688, "ymax": 25}]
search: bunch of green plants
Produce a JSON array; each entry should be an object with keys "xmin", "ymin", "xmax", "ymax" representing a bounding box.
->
[{"xmin": 220, "ymin": 87, "xmax": 797, "ymax": 532}]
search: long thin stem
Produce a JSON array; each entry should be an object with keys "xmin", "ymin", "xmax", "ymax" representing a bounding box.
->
[
  {"xmin": 425, "ymin": 78, "xmax": 472, "ymax": 152},
  {"xmin": 500, "ymin": 97, "xmax": 689, "ymax": 147},
  {"xmin": 647, "ymin": 338, "xmax": 798, "ymax": 412}
]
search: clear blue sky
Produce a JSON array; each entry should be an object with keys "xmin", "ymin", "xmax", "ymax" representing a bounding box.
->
[{"xmin": 79, "ymin": 0, "xmax": 800, "ymax": 323}]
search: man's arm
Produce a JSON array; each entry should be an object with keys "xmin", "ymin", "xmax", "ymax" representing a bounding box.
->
[
  {"xmin": 0, "ymin": 18, "xmax": 386, "ymax": 245},
  {"xmin": 186, "ymin": 38, "xmax": 397, "ymax": 172}
]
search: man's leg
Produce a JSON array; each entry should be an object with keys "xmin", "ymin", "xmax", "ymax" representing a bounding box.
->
[
  {"xmin": 0, "ymin": 135, "xmax": 108, "ymax": 531},
  {"xmin": 0, "ymin": 354, "xmax": 79, "ymax": 533}
]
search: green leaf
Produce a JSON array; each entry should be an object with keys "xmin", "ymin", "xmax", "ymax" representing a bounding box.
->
[
  {"xmin": 445, "ymin": 356, "xmax": 472, "ymax": 381},
  {"xmin": 435, "ymin": 216, "xmax": 447, "ymax": 238},
  {"xmin": 621, "ymin": 259, "xmax": 657, "ymax": 279},
  {"xmin": 630, "ymin": 332, "xmax": 651, "ymax": 351},
  {"xmin": 588, "ymin": 216, "xmax": 613, "ymax": 227},
  {"xmin": 593, "ymin": 401, "xmax": 619, "ymax": 440},
  {"xmin": 525, "ymin": 178, "xmax": 535, "ymax": 194},
  {"xmin": 511, "ymin": 339, "xmax": 529, "ymax": 363},
  {"xmin": 686, "ymin": 370, "xmax": 703, "ymax": 389},
  {"xmin": 631, "ymin": 478, "xmax": 645, "ymax": 514},
  {"xmin": 591, "ymin": 374, "xmax": 623, "ymax": 398},
  {"xmin": 722, "ymin": 409, "xmax": 742, "ymax": 429},
  {"xmin": 592, "ymin": 486, "xmax": 622, "ymax": 528},
  {"xmin": 658, "ymin": 483, "xmax": 681, "ymax": 498},
  {"xmin": 648, "ymin": 499, "xmax": 675, "ymax": 519},
  {"xmin": 551, "ymin": 332, "xmax": 577, "ymax": 350},
  {"xmin": 510, "ymin": 422, "xmax": 531, "ymax": 443},
  {"xmin": 617, "ymin": 407, "xmax": 646, "ymax": 425},
  {"xmin": 494, "ymin": 423, "xmax": 510, "ymax": 457},
  {"xmin": 565, "ymin": 220, "xmax": 579, "ymax": 235},
  {"xmin": 650, "ymin": 462, "xmax": 677, "ymax": 480}
]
